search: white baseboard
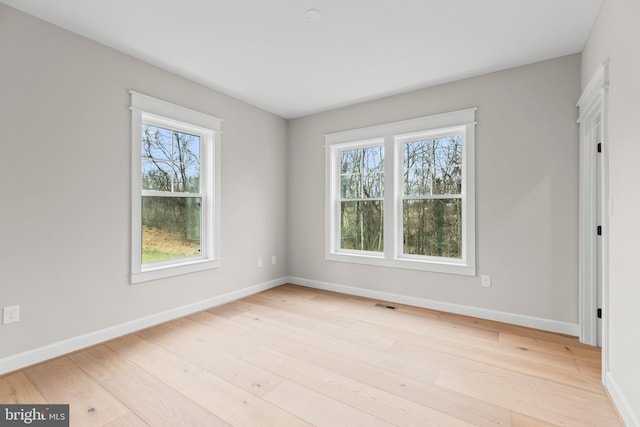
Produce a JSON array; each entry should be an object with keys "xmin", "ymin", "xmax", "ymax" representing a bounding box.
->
[
  {"xmin": 0, "ymin": 277, "xmax": 287, "ymax": 376},
  {"xmin": 606, "ymin": 371, "xmax": 639, "ymax": 427},
  {"xmin": 287, "ymin": 276, "xmax": 580, "ymax": 336}
]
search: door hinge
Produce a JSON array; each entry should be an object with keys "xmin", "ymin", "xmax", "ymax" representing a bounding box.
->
[
  {"xmin": 597, "ymin": 142, "xmax": 602, "ymax": 153},
  {"xmin": 597, "ymin": 226, "xmax": 602, "ymax": 236},
  {"xmin": 597, "ymin": 308, "xmax": 602, "ymax": 319}
]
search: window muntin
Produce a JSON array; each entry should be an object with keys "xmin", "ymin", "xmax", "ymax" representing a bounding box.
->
[
  {"xmin": 131, "ymin": 92, "xmax": 221, "ymax": 284},
  {"xmin": 325, "ymin": 108, "xmax": 476, "ymax": 276}
]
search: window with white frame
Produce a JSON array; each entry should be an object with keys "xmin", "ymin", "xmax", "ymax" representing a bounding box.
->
[
  {"xmin": 130, "ymin": 92, "xmax": 221, "ymax": 283},
  {"xmin": 325, "ymin": 108, "xmax": 476, "ymax": 275},
  {"xmin": 339, "ymin": 142, "xmax": 385, "ymax": 253}
]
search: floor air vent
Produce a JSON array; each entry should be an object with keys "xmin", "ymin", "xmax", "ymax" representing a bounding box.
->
[{"xmin": 374, "ymin": 303, "xmax": 398, "ymax": 310}]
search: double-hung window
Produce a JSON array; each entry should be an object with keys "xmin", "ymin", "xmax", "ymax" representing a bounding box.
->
[
  {"xmin": 325, "ymin": 108, "xmax": 476, "ymax": 275},
  {"xmin": 130, "ymin": 92, "xmax": 221, "ymax": 283},
  {"xmin": 339, "ymin": 142, "xmax": 385, "ymax": 254}
]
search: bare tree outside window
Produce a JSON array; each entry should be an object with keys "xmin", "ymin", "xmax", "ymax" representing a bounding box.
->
[
  {"xmin": 325, "ymin": 109, "xmax": 475, "ymax": 275},
  {"xmin": 403, "ymin": 135, "xmax": 462, "ymax": 258},
  {"xmin": 339, "ymin": 146, "xmax": 384, "ymax": 252}
]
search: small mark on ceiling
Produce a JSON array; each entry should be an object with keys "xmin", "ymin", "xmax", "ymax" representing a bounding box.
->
[{"xmin": 304, "ymin": 9, "xmax": 322, "ymax": 22}]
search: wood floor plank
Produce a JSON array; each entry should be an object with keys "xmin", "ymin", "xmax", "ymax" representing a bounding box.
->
[
  {"xmin": 206, "ymin": 303, "xmax": 247, "ymax": 318},
  {"xmin": 0, "ymin": 371, "xmax": 47, "ymax": 404},
  {"xmin": 435, "ymin": 365, "xmax": 620, "ymax": 426},
  {"xmin": 0, "ymin": 284, "xmax": 620, "ymax": 426},
  {"xmin": 264, "ymin": 380, "xmax": 391, "ymax": 427},
  {"xmin": 498, "ymin": 331, "xmax": 601, "ymax": 363},
  {"xmin": 235, "ymin": 297, "xmax": 396, "ymax": 350},
  {"xmin": 70, "ymin": 344, "xmax": 138, "ymax": 381},
  {"xmin": 357, "ymin": 319, "xmax": 582, "ymax": 373},
  {"xmin": 71, "ymin": 344, "xmax": 229, "ymax": 426},
  {"xmin": 228, "ymin": 341, "xmax": 475, "ymax": 426},
  {"xmin": 270, "ymin": 290, "xmax": 501, "ymax": 345},
  {"xmin": 377, "ymin": 326, "xmax": 603, "ymax": 394},
  {"xmin": 438, "ymin": 311, "xmax": 585, "ymax": 347},
  {"xmin": 102, "ymin": 369, "xmax": 230, "ymax": 426},
  {"xmin": 24, "ymin": 357, "xmax": 130, "ymax": 426},
  {"xmin": 191, "ymin": 309, "xmax": 254, "ymax": 334},
  {"xmin": 137, "ymin": 320, "xmax": 285, "ymax": 396},
  {"xmin": 108, "ymin": 334, "xmax": 311, "ymax": 426},
  {"xmin": 511, "ymin": 412, "xmax": 560, "ymax": 427},
  {"xmin": 250, "ymin": 334, "xmax": 510, "ymax": 427},
  {"xmin": 260, "ymin": 285, "xmax": 354, "ymax": 310},
  {"xmin": 248, "ymin": 293, "xmax": 355, "ymax": 327},
  {"xmin": 102, "ymin": 412, "xmax": 149, "ymax": 427},
  {"xmin": 220, "ymin": 307, "xmax": 441, "ymax": 383},
  {"xmin": 179, "ymin": 309, "xmax": 512, "ymax": 427},
  {"xmin": 577, "ymin": 358, "xmax": 604, "ymax": 379},
  {"xmin": 392, "ymin": 303, "xmax": 443, "ymax": 320},
  {"xmin": 338, "ymin": 308, "xmax": 584, "ymax": 374}
]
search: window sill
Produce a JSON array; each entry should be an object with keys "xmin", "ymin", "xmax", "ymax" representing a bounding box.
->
[
  {"xmin": 325, "ymin": 252, "xmax": 475, "ymax": 276},
  {"xmin": 131, "ymin": 258, "xmax": 221, "ymax": 284}
]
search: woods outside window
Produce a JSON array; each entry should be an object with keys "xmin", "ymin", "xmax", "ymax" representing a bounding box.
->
[{"xmin": 325, "ymin": 109, "xmax": 476, "ymax": 276}]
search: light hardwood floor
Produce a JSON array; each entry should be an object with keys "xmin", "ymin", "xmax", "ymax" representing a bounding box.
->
[{"xmin": 0, "ymin": 284, "xmax": 623, "ymax": 426}]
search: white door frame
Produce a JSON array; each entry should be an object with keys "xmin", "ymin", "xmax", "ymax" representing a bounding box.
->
[{"xmin": 577, "ymin": 63, "xmax": 609, "ymax": 379}]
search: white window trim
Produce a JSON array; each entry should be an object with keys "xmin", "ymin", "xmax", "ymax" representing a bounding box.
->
[
  {"xmin": 330, "ymin": 137, "xmax": 385, "ymax": 259},
  {"xmin": 325, "ymin": 108, "xmax": 476, "ymax": 276},
  {"xmin": 130, "ymin": 91, "xmax": 222, "ymax": 284}
]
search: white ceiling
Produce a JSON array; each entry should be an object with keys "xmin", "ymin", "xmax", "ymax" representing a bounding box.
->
[{"xmin": 3, "ymin": 0, "xmax": 602, "ymax": 119}]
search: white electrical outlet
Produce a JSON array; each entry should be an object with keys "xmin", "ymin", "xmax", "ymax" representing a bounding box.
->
[
  {"xmin": 257, "ymin": 257, "xmax": 263, "ymax": 268},
  {"xmin": 272, "ymin": 255, "xmax": 277, "ymax": 265},
  {"xmin": 481, "ymin": 275, "xmax": 491, "ymax": 288},
  {"xmin": 3, "ymin": 305, "xmax": 20, "ymax": 324}
]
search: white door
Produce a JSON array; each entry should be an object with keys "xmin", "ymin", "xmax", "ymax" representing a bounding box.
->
[
  {"xmin": 577, "ymin": 63, "xmax": 608, "ymax": 355},
  {"xmin": 594, "ymin": 116, "xmax": 603, "ymax": 347}
]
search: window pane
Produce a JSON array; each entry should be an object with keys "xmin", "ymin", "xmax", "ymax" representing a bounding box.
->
[
  {"xmin": 404, "ymin": 136, "xmax": 462, "ymax": 196},
  {"xmin": 142, "ymin": 125, "xmax": 172, "ymax": 163},
  {"xmin": 183, "ymin": 164, "xmax": 200, "ymax": 192},
  {"xmin": 340, "ymin": 146, "xmax": 384, "ymax": 199},
  {"xmin": 403, "ymin": 199, "xmax": 461, "ymax": 258},
  {"xmin": 141, "ymin": 125, "xmax": 200, "ymax": 193},
  {"xmin": 142, "ymin": 196, "xmax": 201, "ymax": 263},
  {"xmin": 173, "ymin": 130, "xmax": 200, "ymax": 192},
  {"xmin": 142, "ymin": 159, "xmax": 173, "ymax": 191},
  {"xmin": 340, "ymin": 200, "xmax": 383, "ymax": 252},
  {"xmin": 340, "ymin": 174, "xmax": 362, "ymax": 199}
]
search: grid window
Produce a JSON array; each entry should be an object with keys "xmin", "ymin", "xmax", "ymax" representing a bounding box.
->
[
  {"xmin": 339, "ymin": 145, "xmax": 384, "ymax": 252},
  {"xmin": 325, "ymin": 109, "xmax": 476, "ymax": 275},
  {"xmin": 131, "ymin": 92, "xmax": 221, "ymax": 283},
  {"xmin": 401, "ymin": 134, "xmax": 463, "ymax": 258}
]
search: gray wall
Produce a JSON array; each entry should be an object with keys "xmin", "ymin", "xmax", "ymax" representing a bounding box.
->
[
  {"xmin": 287, "ymin": 54, "xmax": 581, "ymax": 324},
  {"xmin": 0, "ymin": 4, "xmax": 288, "ymax": 359},
  {"xmin": 582, "ymin": 0, "xmax": 640, "ymax": 420}
]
